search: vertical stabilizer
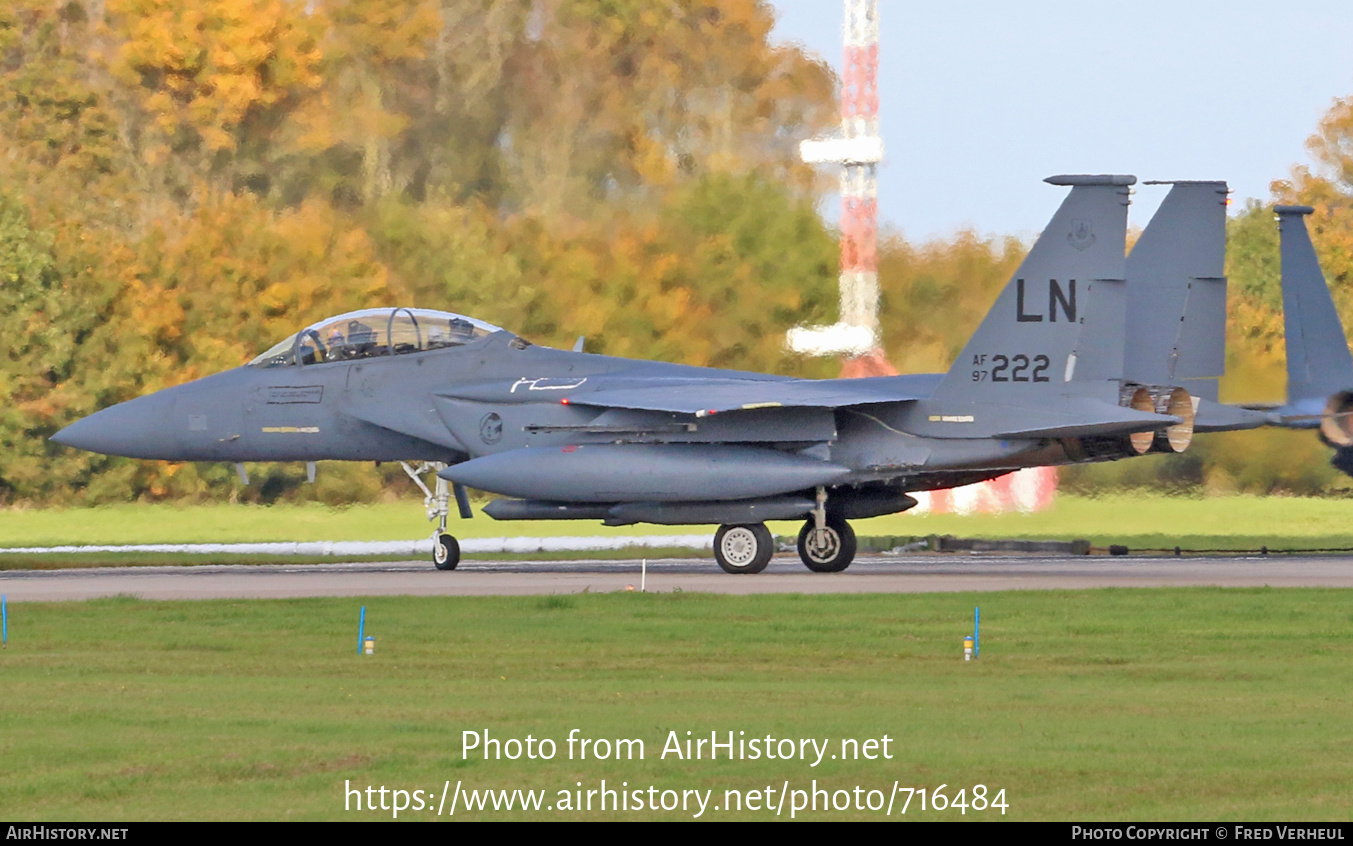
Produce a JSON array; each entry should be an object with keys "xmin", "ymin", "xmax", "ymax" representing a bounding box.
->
[
  {"xmin": 1124, "ymin": 181, "xmax": 1228, "ymax": 401},
  {"xmin": 1278, "ymin": 205, "xmax": 1353, "ymax": 408},
  {"xmin": 933, "ymin": 174, "xmax": 1133, "ymax": 400}
]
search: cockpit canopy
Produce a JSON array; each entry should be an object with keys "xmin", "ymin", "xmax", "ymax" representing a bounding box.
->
[{"xmin": 250, "ymin": 308, "xmax": 502, "ymax": 368}]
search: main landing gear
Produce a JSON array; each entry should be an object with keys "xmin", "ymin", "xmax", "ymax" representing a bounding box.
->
[
  {"xmin": 713, "ymin": 523, "xmax": 775, "ymax": 574},
  {"xmin": 710, "ymin": 518, "xmax": 859, "ymax": 574},
  {"xmin": 402, "ymin": 461, "xmax": 463, "ymax": 571},
  {"xmin": 712, "ymin": 488, "xmax": 859, "ymax": 575},
  {"xmin": 797, "ymin": 516, "xmax": 857, "ymax": 573}
]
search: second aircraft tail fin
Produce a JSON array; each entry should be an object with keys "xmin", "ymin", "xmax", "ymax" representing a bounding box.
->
[
  {"xmin": 1274, "ymin": 206, "xmax": 1353, "ymax": 451},
  {"xmin": 1277, "ymin": 205, "xmax": 1353, "ymax": 410},
  {"xmin": 1123, "ymin": 181, "xmax": 1229, "ymax": 401}
]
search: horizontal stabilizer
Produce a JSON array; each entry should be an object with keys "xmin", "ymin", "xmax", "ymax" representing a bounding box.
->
[
  {"xmin": 1192, "ymin": 399, "xmax": 1278, "ymax": 433},
  {"xmin": 992, "ymin": 397, "xmax": 1177, "ymax": 440},
  {"xmin": 1266, "ymin": 402, "xmax": 1353, "ymax": 433}
]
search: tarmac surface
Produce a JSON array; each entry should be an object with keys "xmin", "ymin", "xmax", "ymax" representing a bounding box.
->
[{"xmin": 6, "ymin": 553, "xmax": 1353, "ymax": 601}]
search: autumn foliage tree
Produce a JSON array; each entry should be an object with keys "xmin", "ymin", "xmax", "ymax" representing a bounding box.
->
[
  {"xmin": 0, "ymin": 0, "xmax": 847, "ymax": 504},
  {"xmin": 5, "ymin": 1, "xmax": 1353, "ymax": 504}
]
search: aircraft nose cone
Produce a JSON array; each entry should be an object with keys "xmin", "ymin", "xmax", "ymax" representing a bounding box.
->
[
  {"xmin": 51, "ymin": 393, "xmax": 177, "ymax": 459},
  {"xmin": 50, "ymin": 417, "xmax": 94, "ymax": 450}
]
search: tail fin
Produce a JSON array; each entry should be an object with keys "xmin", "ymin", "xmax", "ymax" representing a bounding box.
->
[
  {"xmin": 1275, "ymin": 205, "xmax": 1353, "ymax": 451},
  {"xmin": 932, "ymin": 174, "xmax": 1133, "ymax": 400},
  {"xmin": 1123, "ymin": 181, "xmax": 1228, "ymax": 401},
  {"xmin": 1277, "ymin": 205, "xmax": 1353, "ymax": 408}
]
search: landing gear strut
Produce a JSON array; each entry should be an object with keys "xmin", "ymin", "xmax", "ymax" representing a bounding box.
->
[
  {"xmin": 796, "ymin": 517, "xmax": 856, "ymax": 572},
  {"xmin": 796, "ymin": 486, "xmax": 856, "ymax": 572},
  {"xmin": 402, "ymin": 461, "xmax": 461, "ymax": 571},
  {"xmin": 713, "ymin": 523, "xmax": 774, "ymax": 574}
]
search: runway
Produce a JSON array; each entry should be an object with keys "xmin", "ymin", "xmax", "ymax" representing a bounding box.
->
[{"xmin": 5, "ymin": 553, "xmax": 1353, "ymax": 601}]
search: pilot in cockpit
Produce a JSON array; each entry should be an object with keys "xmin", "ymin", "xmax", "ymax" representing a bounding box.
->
[
  {"xmin": 448, "ymin": 317, "xmax": 476, "ymax": 343},
  {"xmin": 327, "ymin": 326, "xmax": 347, "ymax": 360},
  {"xmin": 347, "ymin": 320, "xmax": 377, "ymax": 356}
]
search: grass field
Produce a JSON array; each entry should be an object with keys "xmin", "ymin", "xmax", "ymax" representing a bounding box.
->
[
  {"xmin": 4, "ymin": 494, "xmax": 1353, "ymax": 567},
  {"xmin": 2, "ymin": 589, "xmax": 1351, "ymax": 820}
]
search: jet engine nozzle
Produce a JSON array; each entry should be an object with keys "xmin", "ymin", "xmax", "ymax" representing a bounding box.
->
[
  {"xmin": 1119, "ymin": 384, "xmax": 1194, "ymax": 455},
  {"xmin": 1152, "ymin": 387, "xmax": 1194, "ymax": 454},
  {"xmin": 1320, "ymin": 391, "xmax": 1353, "ymax": 447},
  {"xmin": 1122, "ymin": 386, "xmax": 1156, "ymax": 455}
]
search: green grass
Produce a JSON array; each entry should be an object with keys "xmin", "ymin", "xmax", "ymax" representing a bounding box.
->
[
  {"xmin": 5, "ymin": 493, "xmax": 1353, "ymax": 552},
  {"xmin": 1, "ymin": 589, "xmax": 1351, "ymax": 820}
]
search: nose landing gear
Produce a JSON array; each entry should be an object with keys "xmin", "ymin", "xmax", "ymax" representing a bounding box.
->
[{"xmin": 402, "ymin": 461, "xmax": 468, "ymax": 571}]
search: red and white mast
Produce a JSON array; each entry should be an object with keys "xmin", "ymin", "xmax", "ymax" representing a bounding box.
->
[
  {"xmin": 790, "ymin": 0, "xmax": 892, "ymax": 374},
  {"xmin": 791, "ymin": 2, "xmax": 1057, "ymax": 510}
]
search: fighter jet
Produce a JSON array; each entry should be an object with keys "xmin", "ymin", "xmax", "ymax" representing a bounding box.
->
[
  {"xmin": 1252, "ymin": 204, "xmax": 1353, "ymax": 474},
  {"xmin": 1125, "ymin": 198, "xmax": 1353, "ymax": 470},
  {"xmin": 54, "ymin": 174, "xmax": 1219, "ymax": 574}
]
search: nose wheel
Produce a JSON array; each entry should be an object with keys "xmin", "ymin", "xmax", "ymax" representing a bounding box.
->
[
  {"xmin": 433, "ymin": 533, "xmax": 460, "ymax": 570},
  {"xmin": 797, "ymin": 517, "xmax": 856, "ymax": 572},
  {"xmin": 713, "ymin": 523, "xmax": 774, "ymax": 574}
]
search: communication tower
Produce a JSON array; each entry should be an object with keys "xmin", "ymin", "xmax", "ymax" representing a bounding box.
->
[{"xmin": 790, "ymin": 0, "xmax": 894, "ymax": 375}]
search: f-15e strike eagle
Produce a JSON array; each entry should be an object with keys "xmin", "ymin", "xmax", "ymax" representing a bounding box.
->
[
  {"xmin": 54, "ymin": 174, "xmax": 1274, "ymax": 574},
  {"xmin": 1259, "ymin": 205, "xmax": 1353, "ymax": 475}
]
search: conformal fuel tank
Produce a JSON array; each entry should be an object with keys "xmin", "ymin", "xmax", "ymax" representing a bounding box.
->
[{"xmin": 439, "ymin": 443, "xmax": 849, "ymax": 502}]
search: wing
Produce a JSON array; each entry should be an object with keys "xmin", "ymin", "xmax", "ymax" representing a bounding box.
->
[{"xmin": 561, "ymin": 374, "xmax": 941, "ymax": 416}]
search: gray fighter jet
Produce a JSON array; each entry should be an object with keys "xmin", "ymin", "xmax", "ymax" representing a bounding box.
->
[
  {"xmin": 1118, "ymin": 198, "xmax": 1353, "ymax": 470},
  {"xmin": 1253, "ymin": 204, "xmax": 1353, "ymax": 474},
  {"xmin": 54, "ymin": 174, "xmax": 1224, "ymax": 574}
]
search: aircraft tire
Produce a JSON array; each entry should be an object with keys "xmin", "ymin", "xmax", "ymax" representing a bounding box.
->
[
  {"xmin": 713, "ymin": 523, "xmax": 774, "ymax": 574},
  {"xmin": 433, "ymin": 533, "xmax": 460, "ymax": 571},
  {"xmin": 797, "ymin": 517, "xmax": 856, "ymax": 573}
]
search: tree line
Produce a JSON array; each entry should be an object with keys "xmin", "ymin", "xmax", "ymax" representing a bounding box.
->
[{"xmin": 1, "ymin": 0, "xmax": 1351, "ymax": 504}]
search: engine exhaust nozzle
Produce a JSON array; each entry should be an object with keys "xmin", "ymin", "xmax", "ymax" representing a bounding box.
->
[
  {"xmin": 1152, "ymin": 387, "xmax": 1194, "ymax": 454},
  {"xmin": 1321, "ymin": 391, "xmax": 1353, "ymax": 447}
]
